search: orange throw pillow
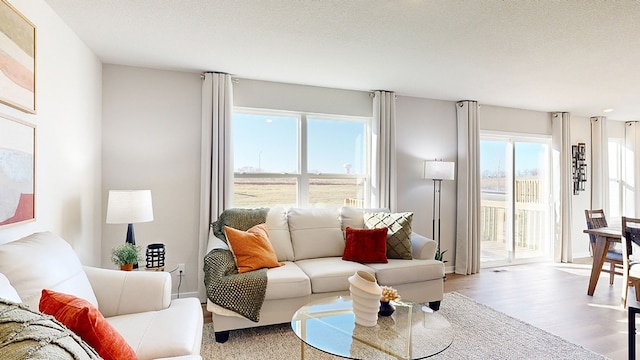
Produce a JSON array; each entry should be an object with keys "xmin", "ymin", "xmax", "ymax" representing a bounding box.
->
[
  {"xmin": 224, "ymin": 223, "xmax": 283, "ymax": 273},
  {"xmin": 39, "ymin": 289, "xmax": 137, "ymax": 360}
]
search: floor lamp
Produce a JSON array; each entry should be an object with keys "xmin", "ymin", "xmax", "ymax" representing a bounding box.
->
[
  {"xmin": 106, "ymin": 190, "xmax": 154, "ymax": 268},
  {"xmin": 423, "ymin": 160, "xmax": 456, "ymax": 262}
]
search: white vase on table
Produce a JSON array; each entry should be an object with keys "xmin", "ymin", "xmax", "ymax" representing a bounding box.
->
[{"xmin": 348, "ymin": 270, "xmax": 382, "ymax": 327}]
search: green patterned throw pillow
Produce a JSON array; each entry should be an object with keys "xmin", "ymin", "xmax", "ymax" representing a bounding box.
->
[
  {"xmin": 364, "ymin": 212, "xmax": 413, "ymax": 260},
  {"xmin": 0, "ymin": 298, "xmax": 100, "ymax": 359}
]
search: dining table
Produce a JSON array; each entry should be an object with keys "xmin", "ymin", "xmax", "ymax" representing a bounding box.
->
[{"xmin": 583, "ymin": 226, "xmax": 622, "ymax": 296}]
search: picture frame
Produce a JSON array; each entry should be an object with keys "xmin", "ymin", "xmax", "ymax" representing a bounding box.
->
[
  {"xmin": 0, "ymin": 0, "xmax": 37, "ymax": 114},
  {"xmin": 0, "ymin": 112, "xmax": 35, "ymax": 227}
]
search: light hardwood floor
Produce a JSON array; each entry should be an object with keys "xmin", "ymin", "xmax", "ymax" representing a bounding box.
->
[
  {"xmin": 444, "ymin": 258, "xmax": 635, "ymax": 360},
  {"xmin": 203, "ymin": 258, "xmax": 637, "ymax": 359}
]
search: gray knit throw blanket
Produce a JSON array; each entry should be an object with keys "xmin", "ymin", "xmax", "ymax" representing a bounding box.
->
[
  {"xmin": 204, "ymin": 208, "xmax": 269, "ymax": 322},
  {"xmin": 0, "ymin": 298, "xmax": 101, "ymax": 359}
]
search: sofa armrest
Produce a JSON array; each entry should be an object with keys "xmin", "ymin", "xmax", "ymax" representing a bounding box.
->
[
  {"xmin": 83, "ymin": 266, "xmax": 171, "ymax": 318},
  {"xmin": 411, "ymin": 232, "xmax": 437, "ymax": 260}
]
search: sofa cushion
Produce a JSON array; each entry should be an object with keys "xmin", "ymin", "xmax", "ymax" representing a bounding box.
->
[
  {"xmin": 0, "ymin": 232, "xmax": 98, "ymax": 310},
  {"xmin": 0, "ymin": 298, "xmax": 101, "ymax": 359},
  {"xmin": 342, "ymin": 227, "xmax": 388, "ymax": 263},
  {"xmin": 39, "ymin": 289, "xmax": 137, "ymax": 360},
  {"xmin": 340, "ymin": 206, "xmax": 389, "ymax": 230},
  {"xmin": 288, "ymin": 208, "xmax": 344, "ymax": 260},
  {"xmin": 367, "ymin": 259, "xmax": 444, "ymax": 285},
  {"xmin": 295, "ymin": 257, "xmax": 374, "ymax": 293},
  {"xmin": 224, "ymin": 224, "xmax": 283, "ymax": 273},
  {"xmin": 0, "ymin": 273, "xmax": 21, "ymax": 303},
  {"xmin": 266, "ymin": 207, "xmax": 295, "ymax": 261},
  {"xmin": 264, "ymin": 262, "xmax": 311, "ymax": 300},
  {"xmin": 364, "ymin": 212, "xmax": 413, "ymax": 260},
  {"xmin": 106, "ymin": 297, "xmax": 203, "ymax": 360}
]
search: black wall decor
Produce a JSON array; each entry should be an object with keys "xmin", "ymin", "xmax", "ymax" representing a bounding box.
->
[{"xmin": 572, "ymin": 143, "xmax": 586, "ymax": 195}]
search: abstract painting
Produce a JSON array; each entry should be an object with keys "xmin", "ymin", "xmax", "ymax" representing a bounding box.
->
[
  {"xmin": 0, "ymin": 113, "xmax": 35, "ymax": 227},
  {"xmin": 0, "ymin": 0, "xmax": 36, "ymax": 113}
]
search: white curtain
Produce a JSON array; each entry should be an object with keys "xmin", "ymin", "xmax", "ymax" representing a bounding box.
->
[
  {"xmin": 371, "ymin": 91, "xmax": 397, "ymax": 211},
  {"xmin": 197, "ymin": 72, "xmax": 233, "ymax": 301},
  {"xmin": 551, "ymin": 112, "xmax": 572, "ymax": 263},
  {"xmin": 625, "ymin": 122, "xmax": 640, "ymax": 216},
  {"xmin": 591, "ymin": 116, "xmax": 609, "ymax": 213},
  {"xmin": 455, "ymin": 101, "xmax": 480, "ymax": 275}
]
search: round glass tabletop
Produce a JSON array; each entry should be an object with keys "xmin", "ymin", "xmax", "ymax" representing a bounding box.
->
[{"xmin": 291, "ymin": 296, "xmax": 453, "ymax": 359}]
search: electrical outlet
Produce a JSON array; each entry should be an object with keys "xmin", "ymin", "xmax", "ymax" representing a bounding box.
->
[{"xmin": 177, "ymin": 263, "xmax": 185, "ymax": 275}]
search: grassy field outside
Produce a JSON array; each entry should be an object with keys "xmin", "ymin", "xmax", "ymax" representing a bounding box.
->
[{"xmin": 233, "ymin": 178, "xmax": 363, "ymax": 209}]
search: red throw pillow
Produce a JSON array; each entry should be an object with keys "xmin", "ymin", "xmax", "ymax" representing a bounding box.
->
[
  {"xmin": 342, "ymin": 227, "xmax": 388, "ymax": 263},
  {"xmin": 39, "ymin": 289, "xmax": 137, "ymax": 360}
]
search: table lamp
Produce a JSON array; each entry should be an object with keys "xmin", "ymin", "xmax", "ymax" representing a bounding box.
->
[{"xmin": 106, "ymin": 190, "xmax": 154, "ymax": 246}]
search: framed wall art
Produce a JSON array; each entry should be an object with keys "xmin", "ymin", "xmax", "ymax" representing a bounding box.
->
[
  {"xmin": 0, "ymin": 112, "xmax": 35, "ymax": 227},
  {"xmin": 0, "ymin": 0, "xmax": 36, "ymax": 114}
]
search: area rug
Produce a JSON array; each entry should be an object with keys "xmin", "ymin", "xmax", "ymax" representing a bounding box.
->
[{"xmin": 200, "ymin": 292, "xmax": 608, "ymax": 359}]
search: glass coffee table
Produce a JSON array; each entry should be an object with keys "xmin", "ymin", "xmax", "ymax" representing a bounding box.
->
[{"xmin": 291, "ymin": 296, "xmax": 453, "ymax": 359}]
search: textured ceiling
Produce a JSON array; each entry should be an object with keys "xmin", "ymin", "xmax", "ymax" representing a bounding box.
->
[{"xmin": 44, "ymin": 0, "xmax": 640, "ymax": 121}]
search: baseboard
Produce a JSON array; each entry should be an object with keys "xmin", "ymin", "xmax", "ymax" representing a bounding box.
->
[{"xmin": 172, "ymin": 291, "xmax": 199, "ymax": 300}]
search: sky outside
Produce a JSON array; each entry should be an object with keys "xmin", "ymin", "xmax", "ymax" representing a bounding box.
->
[
  {"xmin": 232, "ymin": 112, "xmax": 365, "ymax": 174},
  {"xmin": 480, "ymin": 140, "xmax": 548, "ymax": 178}
]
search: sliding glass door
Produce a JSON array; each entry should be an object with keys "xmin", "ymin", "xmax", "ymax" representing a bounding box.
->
[{"xmin": 480, "ymin": 133, "xmax": 552, "ymax": 266}]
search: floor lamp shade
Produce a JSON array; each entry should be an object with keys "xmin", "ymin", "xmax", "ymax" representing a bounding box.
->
[{"xmin": 423, "ymin": 161, "xmax": 455, "ymax": 181}]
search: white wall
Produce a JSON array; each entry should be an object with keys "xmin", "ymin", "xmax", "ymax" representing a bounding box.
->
[
  {"xmin": 481, "ymin": 105, "xmax": 552, "ymax": 135},
  {"xmin": 571, "ymin": 115, "xmax": 592, "ymax": 258},
  {"xmin": 395, "ymin": 96, "xmax": 458, "ymax": 270},
  {"xmin": 234, "ymin": 78, "xmax": 372, "ymax": 117},
  {"xmin": 0, "ymin": 0, "xmax": 103, "ymax": 265},
  {"xmin": 102, "ymin": 65, "xmax": 202, "ymax": 296}
]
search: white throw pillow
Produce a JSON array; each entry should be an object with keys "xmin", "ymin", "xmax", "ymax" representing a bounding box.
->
[
  {"xmin": 340, "ymin": 206, "xmax": 389, "ymax": 230},
  {"xmin": 288, "ymin": 208, "xmax": 344, "ymax": 260},
  {"xmin": 266, "ymin": 207, "xmax": 295, "ymax": 261}
]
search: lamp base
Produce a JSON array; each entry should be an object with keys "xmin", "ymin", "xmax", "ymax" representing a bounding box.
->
[{"xmin": 125, "ymin": 223, "xmax": 138, "ymax": 269}]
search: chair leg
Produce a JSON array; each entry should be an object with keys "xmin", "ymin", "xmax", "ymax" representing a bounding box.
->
[
  {"xmin": 634, "ymin": 280, "xmax": 640, "ymax": 302},
  {"xmin": 610, "ymin": 263, "xmax": 615, "ymax": 285},
  {"xmin": 623, "ymin": 273, "xmax": 630, "ymax": 308}
]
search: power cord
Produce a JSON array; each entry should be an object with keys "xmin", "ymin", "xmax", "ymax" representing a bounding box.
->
[
  {"xmin": 177, "ymin": 269, "xmax": 183, "ymax": 299},
  {"xmin": 168, "ymin": 266, "xmax": 183, "ymax": 299}
]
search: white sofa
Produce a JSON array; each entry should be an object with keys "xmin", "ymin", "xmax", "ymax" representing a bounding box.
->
[
  {"xmin": 206, "ymin": 207, "xmax": 444, "ymax": 342},
  {"xmin": 0, "ymin": 232, "xmax": 203, "ymax": 360}
]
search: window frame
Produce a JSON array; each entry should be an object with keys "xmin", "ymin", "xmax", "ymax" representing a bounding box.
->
[{"xmin": 232, "ymin": 107, "xmax": 371, "ymax": 208}]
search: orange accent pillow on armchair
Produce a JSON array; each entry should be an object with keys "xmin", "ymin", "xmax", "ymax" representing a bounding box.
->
[{"xmin": 39, "ymin": 289, "xmax": 137, "ymax": 360}]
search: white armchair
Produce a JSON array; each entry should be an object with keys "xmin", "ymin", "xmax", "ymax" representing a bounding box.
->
[{"xmin": 0, "ymin": 232, "xmax": 203, "ymax": 360}]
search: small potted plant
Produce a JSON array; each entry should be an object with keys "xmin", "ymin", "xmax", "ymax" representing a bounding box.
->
[{"xmin": 111, "ymin": 243, "xmax": 141, "ymax": 271}]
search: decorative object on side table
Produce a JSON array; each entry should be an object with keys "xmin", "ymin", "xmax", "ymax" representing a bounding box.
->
[
  {"xmin": 423, "ymin": 160, "xmax": 456, "ymax": 264},
  {"xmin": 145, "ymin": 243, "xmax": 165, "ymax": 271},
  {"xmin": 379, "ymin": 286, "xmax": 400, "ymax": 316},
  {"xmin": 106, "ymin": 189, "xmax": 154, "ymax": 269},
  {"xmin": 111, "ymin": 243, "xmax": 141, "ymax": 271},
  {"xmin": 348, "ymin": 271, "xmax": 382, "ymax": 327}
]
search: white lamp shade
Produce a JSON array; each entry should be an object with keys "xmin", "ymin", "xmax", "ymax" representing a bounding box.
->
[
  {"xmin": 424, "ymin": 161, "xmax": 455, "ymax": 181},
  {"xmin": 106, "ymin": 190, "xmax": 154, "ymax": 224}
]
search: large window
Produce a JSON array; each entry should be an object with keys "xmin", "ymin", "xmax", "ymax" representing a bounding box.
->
[{"xmin": 232, "ymin": 109, "xmax": 370, "ymax": 209}]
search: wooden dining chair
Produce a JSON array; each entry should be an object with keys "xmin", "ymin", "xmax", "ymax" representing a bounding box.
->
[
  {"xmin": 621, "ymin": 216, "xmax": 640, "ymax": 307},
  {"xmin": 585, "ymin": 209, "xmax": 623, "ymax": 285}
]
